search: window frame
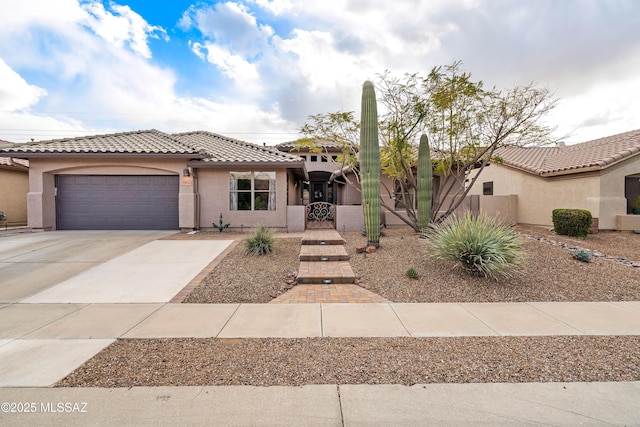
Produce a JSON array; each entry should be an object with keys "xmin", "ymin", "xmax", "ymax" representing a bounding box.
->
[{"xmin": 229, "ymin": 171, "xmax": 277, "ymax": 211}]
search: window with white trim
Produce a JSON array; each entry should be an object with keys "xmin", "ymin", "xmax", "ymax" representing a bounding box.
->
[{"xmin": 229, "ymin": 172, "xmax": 276, "ymax": 211}]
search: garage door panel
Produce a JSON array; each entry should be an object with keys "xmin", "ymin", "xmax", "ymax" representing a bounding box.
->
[{"xmin": 56, "ymin": 175, "xmax": 179, "ymax": 230}]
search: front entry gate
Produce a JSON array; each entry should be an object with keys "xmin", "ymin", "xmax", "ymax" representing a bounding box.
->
[{"xmin": 305, "ymin": 202, "xmax": 336, "ymax": 229}]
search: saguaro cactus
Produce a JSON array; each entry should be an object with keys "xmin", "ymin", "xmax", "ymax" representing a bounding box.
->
[
  {"xmin": 360, "ymin": 80, "xmax": 381, "ymax": 247},
  {"xmin": 417, "ymin": 133, "xmax": 433, "ymax": 230}
]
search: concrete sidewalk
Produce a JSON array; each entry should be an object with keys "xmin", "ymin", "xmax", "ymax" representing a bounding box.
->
[
  {"xmin": 1, "ymin": 301, "xmax": 640, "ymax": 387},
  {"xmin": 1, "ymin": 382, "xmax": 639, "ymax": 426}
]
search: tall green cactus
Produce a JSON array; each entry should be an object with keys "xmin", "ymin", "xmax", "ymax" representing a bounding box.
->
[
  {"xmin": 417, "ymin": 133, "xmax": 433, "ymax": 230},
  {"xmin": 360, "ymin": 81, "xmax": 381, "ymax": 247}
]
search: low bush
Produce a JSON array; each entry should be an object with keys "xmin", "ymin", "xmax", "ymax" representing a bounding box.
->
[
  {"xmin": 552, "ymin": 209, "xmax": 592, "ymax": 238},
  {"xmin": 423, "ymin": 213, "xmax": 523, "ymax": 278},
  {"xmin": 244, "ymin": 226, "xmax": 275, "ymax": 255},
  {"xmin": 572, "ymin": 249, "xmax": 592, "ymax": 263}
]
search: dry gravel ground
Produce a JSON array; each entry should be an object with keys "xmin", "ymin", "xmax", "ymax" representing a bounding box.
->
[
  {"xmin": 58, "ymin": 226, "xmax": 640, "ymax": 388},
  {"xmin": 58, "ymin": 336, "xmax": 640, "ymax": 387},
  {"xmin": 178, "ymin": 226, "xmax": 640, "ymax": 304}
]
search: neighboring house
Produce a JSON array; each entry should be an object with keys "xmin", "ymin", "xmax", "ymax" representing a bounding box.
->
[
  {"xmin": 467, "ymin": 128, "xmax": 640, "ymax": 230},
  {"xmin": 0, "ymin": 130, "xmax": 306, "ymax": 231},
  {"xmin": 0, "ymin": 140, "xmax": 29, "ymax": 226}
]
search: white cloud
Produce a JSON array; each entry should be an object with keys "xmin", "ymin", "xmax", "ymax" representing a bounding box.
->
[
  {"xmin": 548, "ymin": 76, "xmax": 640, "ymax": 143},
  {"xmin": 0, "ymin": 58, "xmax": 47, "ymax": 111},
  {"xmin": 181, "ymin": 1, "xmax": 271, "ymax": 58},
  {"xmin": 250, "ymin": 0, "xmax": 293, "ymax": 15},
  {"xmin": 80, "ymin": 0, "xmax": 168, "ymax": 58},
  {"xmin": 190, "ymin": 42, "xmax": 260, "ymax": 83}
]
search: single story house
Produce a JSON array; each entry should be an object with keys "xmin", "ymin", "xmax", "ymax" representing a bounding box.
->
[
  {"xmin": 0, "ymin": 129, "xmax": 468, "ymax": 232},
  {"xmin": 0, "ymin": 140, "xmax": 29, "ymax": 227},
  {"xmin": 467, "ymin": 128, "xmax": 640, "ymax": 230},
  {"xmin": 0, "ymin": 130, "xmax": 307, "ymax": 231}
]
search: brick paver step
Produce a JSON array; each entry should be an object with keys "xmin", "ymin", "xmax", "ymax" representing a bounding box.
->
[
  {"xmin": 296, "ymin": 261, "xmax": 356, "ymax": 284},
  {"xmin": 299, "ymin": 245, "xmax": 349, "ymax": 262},
  {"xmin": 270, "ymin": 284, "xmax": 390, "ymax": 303},
  {"xmin": 301, "ymin": 229, "xmax": 345, "ymax": 246}
]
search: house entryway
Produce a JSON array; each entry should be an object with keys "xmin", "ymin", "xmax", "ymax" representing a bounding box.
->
[{"xmin": 270, "ymin": 229, "xmax": 389, "ymax": 303}]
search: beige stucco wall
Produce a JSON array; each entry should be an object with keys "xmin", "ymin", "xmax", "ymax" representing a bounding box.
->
[
  {"xmin": 467, "ymin": 158, "xmax": 640, "ymax": 229},
  {"xmin": 599, "ymin": 158, "xmax": 640, "ymax": 229},
  {"xmin": 26, "ymin": 157, "xmax": 190, "ymax": 230},
  {"xmin": 196, "ymin": 167, "xmax": 289, "ymax": 231},
  {"xmin": 336, "ymin": 205, "xmax": 364, "ymax": 231},
  {"xmin": 468, "ymin": 164, "xmax": 600, "ymax": 227},
  {"xmin": 0, "ymin": 168, "xmax": 29, "ymax": 225}
]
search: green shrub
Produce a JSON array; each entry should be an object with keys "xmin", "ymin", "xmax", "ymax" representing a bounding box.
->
[
  {"xmin": 552, "ymin": 209, "xmax": 592, "ymax": 238},
  {"xmin": 423, "ymin": 213, "xmax": 523, "ymax": 278},
  {"xmin": 244, "ymin": 226, "xmax": 275, "ymax": 255},
  {"xmin": 406, "ymin": 268, "xmax": 419, "ymax": 280},
  {"xmin": 572, "ymin": 249, "xmax": 592, "ymax": 263}
]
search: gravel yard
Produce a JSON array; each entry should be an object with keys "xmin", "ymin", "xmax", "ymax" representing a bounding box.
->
[
  {"xmin": 179, "ymin": 226, "xmax": 640, "ymax": 304},
  {"xmin": 58, "ymin": 336, "xmax": 640, "ymax": 387},
  {"xmin": 57, "ymin": 225, "xmax": 640, "ymax": 388}
]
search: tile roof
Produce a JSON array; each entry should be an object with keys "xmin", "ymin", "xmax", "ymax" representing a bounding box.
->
[
  {"xmin": 0, "ymin": 157, "xmax": 28, "ymax": 169},
  {"xmin": 0, "ymin": 129, "xmax": 304, "ymax": 168},
  {"xmin": 0, "ymin": 130, "xmax": 200, "ymax": 156},
  {"xmin": 174, "ymin": 131, "xmax": 303, "ymax": 163},
  {"xmin": 494, "ymin": 128, "xmax": 640, "ymax": 176}
]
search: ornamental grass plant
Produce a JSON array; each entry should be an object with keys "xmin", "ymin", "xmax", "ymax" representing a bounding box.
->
[
  {"xmin": 423, "ymin": 213, "xmax": 523, "ymax": 278},
  {"xmin": 244, "ymin": 226, "xmax": 276, "ymax": 255}
]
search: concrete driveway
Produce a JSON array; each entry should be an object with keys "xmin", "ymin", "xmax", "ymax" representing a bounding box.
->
[{"xmin": 0, "ymin": 231, "xmax": 233, "ymax": 304}]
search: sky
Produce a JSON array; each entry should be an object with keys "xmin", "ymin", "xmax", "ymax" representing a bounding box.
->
[{"xmin": 1, "ymin": 0, "xmax": 640, "ymax": 145}]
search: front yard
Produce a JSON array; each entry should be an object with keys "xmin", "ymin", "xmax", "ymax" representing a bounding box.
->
[
  {"xmin": 176, "ymin": 226, "xmax": 640, "ymax": 304},
  {"xmin": 59, "ymin": 225, "xmax": 640, "ymax": 388}
]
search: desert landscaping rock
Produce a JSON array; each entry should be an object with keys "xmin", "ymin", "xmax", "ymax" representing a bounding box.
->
[
  {"xmin": 180, "ymin": 227, "xmax": 640, "ymax": 304},
  {"xmin": 48, "ymin": 226, "xmax": 640, "ymax": 389},
  {"xmin": 57, "ymin": 336, "xmax": 640, "ymax": 387}
]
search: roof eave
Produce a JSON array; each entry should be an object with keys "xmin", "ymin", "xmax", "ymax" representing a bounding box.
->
[
  {"xmin": 188, "ymin": 159, "xmax": 306, "ymax": 168},
  {"xmin": 188, "ymin": 159, "xmax": 308, "ymax": 179},
  {"xmin": 0, "ymin": 152, "xmax": 199, "ymax": 159}
]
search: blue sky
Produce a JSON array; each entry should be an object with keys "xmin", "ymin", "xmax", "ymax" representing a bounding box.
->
[{"xmin": 1, "ymin": 0, "xmax": 640, "ymax": 144}]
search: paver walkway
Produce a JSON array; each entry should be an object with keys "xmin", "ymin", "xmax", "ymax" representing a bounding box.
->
[{"xmin": 271, "ymin": 229, "xmax": 389, "ymax": 303}]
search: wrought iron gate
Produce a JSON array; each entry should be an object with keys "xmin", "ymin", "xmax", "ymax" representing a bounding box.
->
[{"xmin": 305, "ymin": 202, "xmax": 336, "ymax": 229}]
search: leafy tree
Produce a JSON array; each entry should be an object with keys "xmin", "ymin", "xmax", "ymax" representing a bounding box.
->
[{"xmin": 297, "ymin": 61, "xmax": 557, "ymax": 231}]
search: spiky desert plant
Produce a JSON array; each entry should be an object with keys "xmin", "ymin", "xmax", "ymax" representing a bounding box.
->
[
  {"xmin": 244, "ymin": 226, "xmax": 275, "ymax": 255},
  {"xmin": 417, "ymin": 133, "xmax": 433, "ymax": 230},
  {"xmin": 406, "ymin": 267, "xmax": 419, "ymax": 280},
  {"xmin": 360, "ymin": 80, "xmax": 381, "ymax": 247},
  {"xmin": 423, "ymin": 212, "xmax": 523, "ymax": 277}
]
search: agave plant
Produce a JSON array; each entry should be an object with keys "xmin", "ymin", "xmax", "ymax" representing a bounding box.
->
[{"xmin": 423, "ymin": 213, "xmax": 523, "ymax": 277}]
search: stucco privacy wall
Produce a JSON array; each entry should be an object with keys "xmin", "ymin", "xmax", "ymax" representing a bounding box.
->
[
  {"xmin": 196, "ymin": 168, "xmax": 289, "ymax": 230},
  {"xmin": 599, "ymin": 157, "xmax": 640, "ymax": 229},
  {"xmin": 468, "ymin": 165, "xmax": 601, "ymax": 228},
  {"xmin": 0, "ymin": 168, "xmax": 28, "ymax": 224},
  {"xmin": 26, "ymin": 158, "xmax": 190, "ymax": 230}
]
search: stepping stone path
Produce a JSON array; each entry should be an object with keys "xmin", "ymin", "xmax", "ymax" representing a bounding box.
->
[{"xmin": 270, "ymin": 229, "xmax": 389, "ymax": 303}]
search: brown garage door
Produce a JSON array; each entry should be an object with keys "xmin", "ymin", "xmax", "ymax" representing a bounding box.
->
[{"xmin": 56, "ymin": 175, "xmax": 179, "ymax": 230}]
